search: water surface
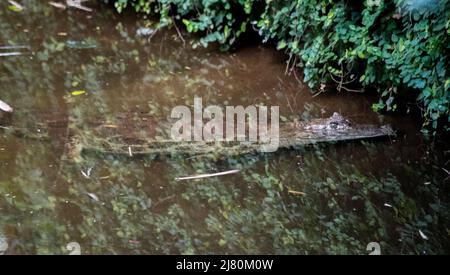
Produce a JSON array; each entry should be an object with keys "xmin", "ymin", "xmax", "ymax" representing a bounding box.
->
[{"xmin": 0, "ymin": 1, "xmax": 449, "ymax": 254}]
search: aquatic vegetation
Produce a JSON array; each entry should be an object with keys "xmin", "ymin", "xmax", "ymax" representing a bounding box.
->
[{"xmin": 2, "ymin": 137, "xmax": 447, "ymax": 254}]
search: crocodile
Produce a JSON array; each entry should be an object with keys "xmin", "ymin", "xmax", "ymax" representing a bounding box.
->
[{"xmin": 0, "ymin": 111, "xmax": 394, "ymax": 157}]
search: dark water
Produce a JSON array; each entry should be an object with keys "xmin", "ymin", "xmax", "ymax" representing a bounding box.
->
[{"xmin": 0, "ymin": 1, "xmax": 449, "ymax": 254}]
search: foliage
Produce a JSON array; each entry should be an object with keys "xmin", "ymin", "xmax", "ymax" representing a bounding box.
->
[
  {"xmin": 111, "ymin": 0, "xmax": 450, "ymax": 130},
  {"xmin": 112, "ymin": 0, "xmax": 255, "ymax": 50}
]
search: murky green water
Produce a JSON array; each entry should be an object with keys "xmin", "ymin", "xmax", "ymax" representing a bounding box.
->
[{"xmin": 0, "ymin": 1, "xmax": 449, "ymax": 255}]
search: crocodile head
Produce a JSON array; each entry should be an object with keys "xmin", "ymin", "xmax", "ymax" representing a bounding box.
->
[
  {"xmin": 292, "ymin": 112, "xmax": 395, "ymax": 144},
  {"xmin": 327, "ymin": 112, "xmax": 350, "ymax": 130},
  {"xmin": 304, "ymin": 112, "xmax": 351, "ymax": 131}
]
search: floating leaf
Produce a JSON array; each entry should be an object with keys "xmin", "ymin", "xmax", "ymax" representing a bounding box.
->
[
  {"xmin": 8, "ymin": 5, "xmax": 22, "ymax": 12},
  {"xmin": 0, "ymin": 100, "xmax": 13, "ymax": 113},
  {"xmin": 71, "ymin": 90, "xmax": 86, "ymax": 96},
  {"xmin": 218, "ymin": 239, "xmax": 227, "ymax": 246}
]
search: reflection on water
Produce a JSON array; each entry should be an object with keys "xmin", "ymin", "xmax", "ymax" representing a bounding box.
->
[{"xmin": 0, "ymin": 2, "xmax": 449, "ymax": 254}]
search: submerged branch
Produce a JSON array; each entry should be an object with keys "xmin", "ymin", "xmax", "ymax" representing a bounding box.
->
[{"xmin": 172, "ymin": 16, "xmax": 186, "ymax": 45}]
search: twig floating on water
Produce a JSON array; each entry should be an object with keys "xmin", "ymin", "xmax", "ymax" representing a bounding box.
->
[
  {"xmin": 442, "ymin": 168, "xmax": 450, "ymax": 176},
  {"xmin": 288, "ymin": 190, "xmax": 306, "ymax": 196},
  {"xmin": 49, "ymin": 2, "xmax": 67, "ymax": 10},
  {"xmin": 419, "ymin": 230, "xmax": 429, "ymax": 240},
  {"xmin": 0, "ymin": 45, "xmax": 30, "ymax": 50},
  {"xmin": 66, "ymin": 0, "xmax": 93, "ymax": 12},
  {"xmin": 443, "ymin": 168, "xmax": 450, "ymax": 181},
  {"xmin": 176, "ymin": 169, "xmax": 240, "ymax": 181},
  {"xmin": 81, "ymin": 167, "xmax": 93, "ymax": 179},
  {"xmin": 153, "ymin": 195, "xmax": 176, "ymax": 208},
  {"xmin": 0, "ymin": 52, "xmax": 23, "ymax": 57}
]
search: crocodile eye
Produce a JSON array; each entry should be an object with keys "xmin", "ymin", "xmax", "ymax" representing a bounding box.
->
[{"xmin": 329, "ymin": 121, "xmax": 338, "ymax": 129}]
